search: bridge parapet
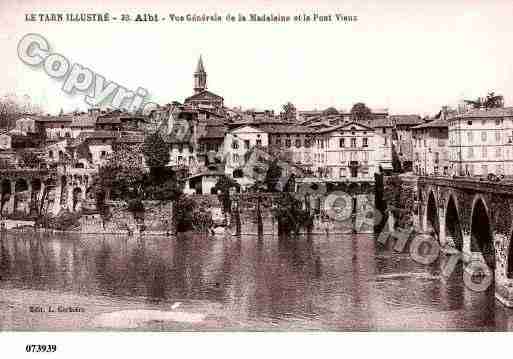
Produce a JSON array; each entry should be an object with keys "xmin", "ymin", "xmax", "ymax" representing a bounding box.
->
[{"xmin": 416, "ymin": 175, "xmax": 513, "ymax": 307}]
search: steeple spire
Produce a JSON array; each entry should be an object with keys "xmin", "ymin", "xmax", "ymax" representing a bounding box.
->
[
  {"xmin": 194, "ymin": 55, "xmax": 207, "ymax": 94},
  {"xmin": 196, "ymin": 55, "xmax": 205, "ymax": 73}
]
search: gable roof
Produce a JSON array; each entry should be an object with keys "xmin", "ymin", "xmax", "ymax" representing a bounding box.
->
[
  {"xmin": 390, "ymin": 115, "xmax": 423, "ymax": 126},
  {"xmin": 412, "ymin": 118, "xmax": 448, "ymax": 129}
]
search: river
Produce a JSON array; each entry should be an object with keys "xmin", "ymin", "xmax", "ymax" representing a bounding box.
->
[{"xmin": 1, "ymin": 230, "xmax": 513, "ymax": 331}]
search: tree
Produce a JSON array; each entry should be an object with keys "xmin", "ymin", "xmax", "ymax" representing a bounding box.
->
[
  {"xmin": 465, "ymin": 91, "xmax": 504, "ymax": 109},
  {"xmin": 213, "ymin": 175, "xmax": 240, "ymax": 214},
  {"xmin": 392, "ymin": 145, "xmax": 402, "ymax": 173},
  {"xmin": 323, "ymin": 107, "xmax": 339, "ymax": 116},
  {"xmin": 272, "ymin": 193, "xmax": 313, "ymax": 236},
  {"xmin": 281, "ymin": 102, "xmax": 296, "ymax": 121},
  {"xmin": 143, "ymin": 132, "xmax": 170, "ymax": 168},
  {"xmin": 350, "ymin": 102, "xmax": 372, "ymax": 122},
  {"xmin": 264, "ymin": 159, "xmax": 283, "ymax": 192},
  {"xmin": 98, "ymin": 145, "xmax": 145, "ymax": 200}
]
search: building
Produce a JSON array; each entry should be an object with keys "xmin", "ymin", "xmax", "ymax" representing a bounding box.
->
[
  {"xmin": 223, "ymin": 125, "xmax": 269, "ymax": 179},
  {"xmin": 183, "ymin": 56, "xmax": 224, "ymax": 111},
  {"xmin": 448, "ymin": 107, "xmax": 513, "ymax": 176},
  {"xmin": 370, "ymin": 118, "xmax": 394, "ymax": 172},
  {"xmin": 95, "ymin": 109, "xmax": 146, "ymax": 131},
  {"xmin": 312, "ymin": 121, "xmax": 385, "ymax": 179},
  {"xmin": 412, "ymin": 117, "xmax": 449, "ymax": 175},
  {"xmin": 390, "ymin": 114, "xmax": 424, "ymax": 170}
]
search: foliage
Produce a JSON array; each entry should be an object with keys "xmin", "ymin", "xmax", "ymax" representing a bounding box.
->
[
  {"xmin": 142, "ymin": 166, "xmax": 181, "ymax": 201},
  {"xmin": 37, "ymin": 211, "xmax": 82, "ymax": 231},
  {"xmin": 272, "ymin": 193, "xmax": 313, "ymax": 235},
  {"xmin": 174, "ymin": 195, "xmax": 196, "ymax": 232},
  {"xmin": 350, "ymin": 102, "xmax": 372, "ymax": 122},
  {"xmin": 392, "ymin": 145, "xmax": 402, "ymax": 173},
  {"xmin": 464, "ymin": 92, "xmax": 504, "ymax": 109},
  {"xmin": 265, "ymin": 159, "xmax": 283, "ymax": 192},
  {"xmin": 143, "ymin": 131, "xmax": 170, "ymax": 168},
  {"xmin": 127, "ymin": 198, "xmax": 145, "ymax": 221},
  {"xmin": 213, "ymin": 175, "xmax": 239, "ymax": 214},
  {"xmin": 98, "ymin": 145, "xmax": 145, "ymax": 200},
  {"xmin": 281, "ymin": 102, "xmax": 296, "ymax": 121},
  {"xmin": 323, "ymin": 107, "xmax": 339, "ymax": 115}
]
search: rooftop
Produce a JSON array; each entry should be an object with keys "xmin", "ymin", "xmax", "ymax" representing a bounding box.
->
[
  {"xmin": 412, "ymin": 117, "xmax": 448, "ymax": 129},
  {"xmin": 448, "ymin": 107, "xmax": 513, "ymax": 119},
  {"xmin": 390, "ymin": 115, "xmax": 423, "ymax": 126}
]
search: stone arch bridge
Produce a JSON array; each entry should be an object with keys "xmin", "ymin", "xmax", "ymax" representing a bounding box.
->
[
  {"xmin": 417, "ymin": 176, "xmax": 513, "ymax": 306},
  {"xmin": 0, "ymin": 167, "xmax": 95, "ymax": 217}
]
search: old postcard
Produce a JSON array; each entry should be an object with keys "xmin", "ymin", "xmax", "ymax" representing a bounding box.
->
[{"xmin": 1, "ymin": 0, "xmax": 513, "ymax": 356}]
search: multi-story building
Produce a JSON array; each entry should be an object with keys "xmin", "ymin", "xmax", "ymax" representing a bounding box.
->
[
  {"xmin": 390, "ymin": 114, "xmax": 424, "ymax": 170},
  {"xmin": 223, "ymin": 125, "xmax": 268, "ymax": 176},
  {"xmin": 310, "ymin": 121, "xmax": 390, "ymax": 179},
  {"xmin": 448, "ymin": 107, "xmax": 513, "ymax": 176},
  {"xmin": 412, "ymin": 117, "xmax": 449, "ymax": 175}
]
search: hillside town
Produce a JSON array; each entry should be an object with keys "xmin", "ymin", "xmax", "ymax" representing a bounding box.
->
[{"xmin": 0, "ymin": 57, "xmax": 511, "ymax": 223}]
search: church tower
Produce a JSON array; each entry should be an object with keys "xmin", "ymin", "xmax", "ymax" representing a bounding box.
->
[{"xmin": 194, "ymin": 56, "xmax": 207, "ymax": 94}]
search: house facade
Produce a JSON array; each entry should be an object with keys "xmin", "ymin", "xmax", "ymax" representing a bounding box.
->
[
  {"xmin": 412, "ymin": 118, "xmax": 449, "ymax": 176},
  {"xmin": 448, "ymin": 107, "xmax": 513, "ymax": 176}
]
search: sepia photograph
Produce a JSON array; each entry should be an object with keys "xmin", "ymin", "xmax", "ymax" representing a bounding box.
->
[{"xmin": 1, "ymin": 0, "xmax": 513, "ymax": 355}]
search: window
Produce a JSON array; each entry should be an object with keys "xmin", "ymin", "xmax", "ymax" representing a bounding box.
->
[
  {"xmin": 482, "ymin": 146, "xmax": 487, "ymax": 159},
  {"xmin": 434, "ymin": 152, "xmax": 439, "ymax": 164},
  {"xmin": 256, "ymin": 139, "xmax": 262, "ymax": 147},
  {"xmin": 481, "ymin": 131, "xmax": 487, "ymax": 142},
  {"xmin": 305, "ymin": 139, "xmax": 311, "ymax": 148},
  {"xmin": 467, "ymin": 120, "xmax": 472, "ymax": 126},
  {"xmin": 100, "ymin": 151, "xmax": 106, "ymax": 159},
  {"xmin": 496, "ymin": 131, "xmax": 501, "ymax": 142},
  {"xmin": 275, "ymin": 137, "xmax": 281, "ymax": 145},
  {"xmin": 233, "ymin": 154, "xmax": 240, "ymax": 164},
  {"xmin": 286, "ymin": 139, "xmax": 291, "ymax": 148},
  {"xmin": 496, "ymin": 119, "xmax": 502, "ymax": 125},
  {"xmin": 178, "ymin": 144, "xmax": 183, "ymax": 153},
  {"xmin": 339, "ymin": 138, "xmax": 345, "ymax": 148},
  {"xmin": 188, "ymin": 146, "xmax": 193, "ymax": 153},
  {"xmin": 362, "ymin": 138, "xmax": 368, "ymax": 147},
  {"xmin": 232, "ymin": 140, "xmax": 239, "ymax": 149},
  {"xmin": 295, "ymin": 139, "xmax": 301, "ymax": 148},
  {"xmin": 382, "ymin": 128, "xmax": 386, "ymax": 134},
  {"xmin": 351, "ymin": 138, "xmax": 356, "ymax": 148},
  {"xmin": 65, "ymin": 132, "xmax": 71, "ymax": 138},
  {"xmin": 244, "ymin": 140, "xmax": 250, "ymax": 149},
  {"xmin": 178, "ymin": 155, "xmax": 183, "ymax": 164},
  {"xmin": 467, "ymin": 131, "xmax": 473, "ymax": 143},
  {"xmin": 496, "ymin": 147, "xmax": 502, "ymax": 158},
  {"xmin": 48, "ymin": 150, "xmax": 53, "ymax": 159},
  {"xmin": 467, "ymin": 147, "xmax": 473, "ymax": 158}
]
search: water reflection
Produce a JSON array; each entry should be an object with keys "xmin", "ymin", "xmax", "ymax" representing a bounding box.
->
[{"xmin": 1, "ymin": 230, "xmax": 513, "ymax": 330}]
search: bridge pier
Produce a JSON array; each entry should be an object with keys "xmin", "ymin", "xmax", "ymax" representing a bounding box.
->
[
  {"xmin": 6, "ymin": 181, "xmax": 15, "ymax": 215},
  {"xmin": 438, "ymin": 212, "xmax": 446, "ymax": 247}
]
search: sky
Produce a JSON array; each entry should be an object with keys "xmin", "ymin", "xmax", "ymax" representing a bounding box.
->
[{"xmin": 0, "ymin": 0, "xmax": 512, "ymax": 116}]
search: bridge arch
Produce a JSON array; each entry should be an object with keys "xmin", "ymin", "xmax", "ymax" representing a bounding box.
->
[
  {"xmin": 470, "ymin": 195, "xmax": 495, "ymax": 270},
  {"xmin": 0, "ymin": 179, "xmax": 11, "ymax": 214},
  {"xmin": 445, "ymin": 194, "xmax": 463, "ymax": 251},
  {"xmin": 426, "ymin": 189, "xmax": 440, "ymax": 241}
]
